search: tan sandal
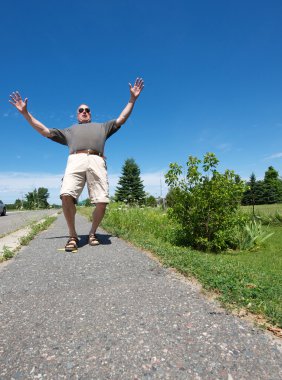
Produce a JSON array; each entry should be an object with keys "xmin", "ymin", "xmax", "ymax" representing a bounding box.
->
[
  {"xmin": 89, "ymin": 233, "xmax": 99, "ymax": 246},
  {"xmin": 65, "ymin": 237, "xmax": 79, "ymax": 252}
]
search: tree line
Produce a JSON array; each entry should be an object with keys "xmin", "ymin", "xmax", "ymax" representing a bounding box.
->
[
  {"xmin": 9, "ymin": 188, "xmax": 50, "ymax": 210},
  {"xmin": 113, "ymin": 159, "xmax": 282, "ymax": 207},
  {"xmin": 242, "ymin": 166, "xmax": 282, "ymax": 205},
  {"xmin": 7, "ymin": 160, "xmax": 282, "ymax": 210}
]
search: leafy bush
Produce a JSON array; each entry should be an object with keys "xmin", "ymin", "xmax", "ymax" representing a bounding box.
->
[{"xmin": 165, "ymin": 153, "xmax": 246, "ymax": 252}]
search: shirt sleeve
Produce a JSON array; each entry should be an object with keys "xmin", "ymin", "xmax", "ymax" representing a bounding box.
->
[
  {"xmin": 48, "ymin": 128, "xmax": 68, "ymax": 145},
  {"xmin": 103, "ymin": 119, "xmax": 120, "ymax": 139}
]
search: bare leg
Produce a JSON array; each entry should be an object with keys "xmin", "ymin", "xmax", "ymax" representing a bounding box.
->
[
  {"xmin": 62, "ymin": 195, "xmax": 77, "ymax": 237},
  {"xmin": 89, "ymin": 202, "xmax": 107, "ymax": 235}
]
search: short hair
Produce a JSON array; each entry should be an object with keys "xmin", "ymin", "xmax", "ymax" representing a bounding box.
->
[{"xmin": 77, "ymin": 104, "xmax": 90, "ymax": 113}]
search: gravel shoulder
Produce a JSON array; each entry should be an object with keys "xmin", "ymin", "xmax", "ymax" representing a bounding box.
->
[{"xmin": 0, "ymin": 213, "xmax": 281, "ymax": 379}]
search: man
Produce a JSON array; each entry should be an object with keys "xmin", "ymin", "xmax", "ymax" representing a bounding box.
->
[{"xmin": 9, "ymin": 78, "xmax": 144, "ymax": 251}]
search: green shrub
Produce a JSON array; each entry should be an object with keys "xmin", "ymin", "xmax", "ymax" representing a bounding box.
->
[{"xmin": 165, "ymin": 153, "xmax": 246, "ymax": 252}]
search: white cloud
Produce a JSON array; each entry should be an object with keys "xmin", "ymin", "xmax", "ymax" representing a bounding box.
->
[
  {"xmin": 0, "ymin": 172, "xmax": 63, "ymax": 204},
  {"xmin": 265, "ymin": 152, "xmax": 282, "ymax": 160},
  {"xmin": 0, "ymin": 170, "xmax": 168, "ymax": 204}
]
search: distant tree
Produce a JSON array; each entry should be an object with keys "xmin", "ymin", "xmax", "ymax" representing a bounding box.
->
[
  {"xmin": 242, "ymin": 166, "xmax": 282, "ymax": 206},
  {"xmin": 263, "ymin": 166, "xmax": 282, "ymax": 204},
  {"xmin": 255, "ymin": 180, "xmax": 266, "ymax": 204},
  {"xmin": 264, "ymin": 166, "xmax": 279, "ymax": 182},
  {"xmin": 24, "ymin": 187, "xmax": 49, "ymax": 209},
  {"xmin": 24, "ymin": 189, "xmax": 37, "ymax": 209},
  {"xmin": 14, "ymin": 199, "xmax": 22, "ymax": 209},
  {"xmin": 115, "ymin": 158, "xmax": 146, "ymax": 205},
  {"xmin": 165, "ymin": 187, "xmax": 180, "ymax": 208},
  {"xmin": 242, "ymin": 173, "xmax": 257, "ymax": 206},
  {"xmin": 37, "ymin": 187, "xmax": 50, "ymax": 208},
  {"xmin": 84, "ymin": 198, "xmax": 92, "ymax": 207},
  {"xmin": 145, "ymin": 194, "xmax": 157, "ymax": 207}
]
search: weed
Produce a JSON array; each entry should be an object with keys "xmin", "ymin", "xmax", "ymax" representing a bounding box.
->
[
  {"xmin": 20, "ymin": 216, "xmax": 56, "ymax": 246},
  {"xmin": 1, "ymin": 246, "xmax": 14, "ymax": 260},
  {"xmin": 233, "ymin": 219, "xmax": 274, "ymax": 250}
]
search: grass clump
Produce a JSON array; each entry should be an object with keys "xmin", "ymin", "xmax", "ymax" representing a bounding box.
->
[
  {"xmin": 233, "ymin": 219, "xmax": 274, "ymax": 251},
  {"xmin": 20, "ymin": 216, "xmax": 56, "ymax": 246},
  {"xmin": 1, "ymin": 246, "xmax": 14, "ymax": 261}
]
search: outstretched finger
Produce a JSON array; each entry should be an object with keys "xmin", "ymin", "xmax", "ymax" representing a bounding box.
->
[
  {"xmin": 9, "ymin": 99, "xmax": 16, "ymax": 107},
  {"xmin": 15, "ymin": 91, "xmax": 22, "ymax": 100},
  {"xmin": 10, "ymin": 92, "xmax": 20, "ymax": 101},
  {"xmin": 9, "ymin": 94, "xmax": 17, "ymax": 103},
  {"xmin": 137, "ymin": 79, "xmax": 144, "ymax": 90}
]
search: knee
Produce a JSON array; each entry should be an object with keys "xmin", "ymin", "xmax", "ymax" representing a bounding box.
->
[
  {"xmin": 61, "ymin": 195, "xmax": 76, "ymax": 205},
  {"xmin": 95, "ymin": 202, "xmax": 107, "ymax": 211}
]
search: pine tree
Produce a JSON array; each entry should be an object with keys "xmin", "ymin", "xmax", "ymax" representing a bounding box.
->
[
  {"xmin": 115, "ymin": 158, "xmax": 146, "ymax": 205},
  {"xmin": 242, "ymin": 173, "xmax": 256, "ymax": 206},
  {"xmin": 263, "ymin": 166, "xmax": 282, "ymax": 204},
  {"xmin": 242, "ymin": 167, "xmax": 282, "ymax": 206}
]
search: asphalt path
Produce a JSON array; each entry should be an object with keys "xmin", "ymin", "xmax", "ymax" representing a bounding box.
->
[
  {"xmin": 0, "ymin": 209, "xmax": 60, "ymax": 236},
  {"xmin": 0, "ymin": 213, "xmax": 281, "ymax": 379}
]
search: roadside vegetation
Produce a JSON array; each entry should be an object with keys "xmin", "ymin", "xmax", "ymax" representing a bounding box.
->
[
  {"xmin": 78, "ymin": 203, "xmax": 282, "ymax": 330},
  {"xmin": 79, "ymin": 153, "xmax": 282, "ymax": 330}
]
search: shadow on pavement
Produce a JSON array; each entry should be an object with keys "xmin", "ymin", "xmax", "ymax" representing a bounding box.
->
[{"xmin": 45, "ymin": 233, "xmax": 112, "ymax": 246}]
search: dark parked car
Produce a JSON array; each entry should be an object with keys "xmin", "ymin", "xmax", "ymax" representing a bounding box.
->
[{"xmin": 0, "ymin": 200, "xmax": 6, "ymax": 216}]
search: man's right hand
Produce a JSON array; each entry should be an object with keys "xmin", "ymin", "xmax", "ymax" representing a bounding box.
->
[
  {"xmin": 9, "ymin": 91, "xmax": 28, "ymax": 114},
  {"xmin": 8, "ymin": 91, "xmax": 51, "ymax": 137}
]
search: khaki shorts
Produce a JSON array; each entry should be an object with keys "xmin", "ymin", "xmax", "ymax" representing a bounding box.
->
[{"xmin": 60, "ymin": 154, "xmax": 109, "ymax": 204}]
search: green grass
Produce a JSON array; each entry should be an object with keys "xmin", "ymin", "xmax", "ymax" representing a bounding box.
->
[
  {"xmin": 242, "ymin": 203, "xmax": 282, "ymax": 216},
  {"xmin": 241, "ymin": 203, "xmax": 282, "ymax": 225},
  {"xmin": 79, "ymin": 204, "xmax": 282, "ymax": 328},
  {"xmin": 20, "ymin": 216, "xmax": 57, "ymax": 246}
]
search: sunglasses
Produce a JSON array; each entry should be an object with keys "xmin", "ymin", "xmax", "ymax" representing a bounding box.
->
[{"xmin": 78, "ymin": 107, "xmax": 91, "ymax": 114}]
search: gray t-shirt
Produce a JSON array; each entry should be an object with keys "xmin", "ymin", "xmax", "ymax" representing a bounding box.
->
[{"xmin": 48, "ymin": 120, "xmax": 119, "ymax": 154}]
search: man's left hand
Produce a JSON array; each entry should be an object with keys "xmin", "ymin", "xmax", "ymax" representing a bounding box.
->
[{"xmin": 129, "ymin": 77, "xmax": 144, "ymax": 100}]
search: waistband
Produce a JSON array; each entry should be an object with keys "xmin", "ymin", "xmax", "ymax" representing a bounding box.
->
[{"xmin": 70, "ymin": 149, "xmax": 104, "ymax": 157}]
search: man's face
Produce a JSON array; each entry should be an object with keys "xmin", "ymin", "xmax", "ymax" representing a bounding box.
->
[{"xmin": 77, "ymin": 104, "xmax": 91, "ymax": 123}]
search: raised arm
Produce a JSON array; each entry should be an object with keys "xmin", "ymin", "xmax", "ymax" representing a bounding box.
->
[
  {"xmin": 116, "ymin": 78, "xmax": 144, "ymax": 127},
  {"xmin": 9, "ymin": 91, "xmax": 51, "ymax": 137}
]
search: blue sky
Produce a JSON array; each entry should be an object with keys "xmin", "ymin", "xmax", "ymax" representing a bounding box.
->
[{"xmin": 1, "ymin": 0, "xmax": 282, "ymax": 204}]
